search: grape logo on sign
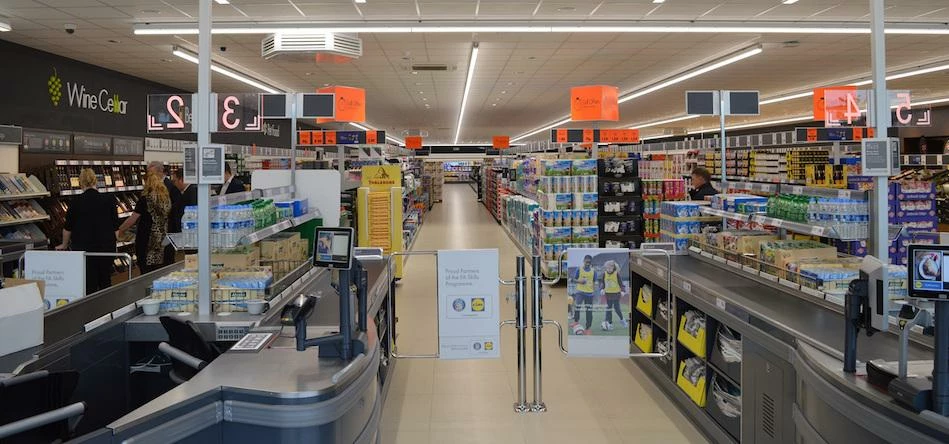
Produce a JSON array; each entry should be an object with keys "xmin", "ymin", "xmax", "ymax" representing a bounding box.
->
[
  {"xmin": 48, "ymin": 69, "xmax": 63, "ymax": 106},
  {"xmin": 46, "ymin": 67, "xmax": 129, "ymax": 114}
]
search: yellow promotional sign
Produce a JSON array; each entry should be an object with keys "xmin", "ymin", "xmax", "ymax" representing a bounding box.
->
[{"xmin": 362, "ymin": 165, "xmax": 401, "ymax": 190}]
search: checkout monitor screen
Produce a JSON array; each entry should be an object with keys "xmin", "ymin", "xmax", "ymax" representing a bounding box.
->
[
  {"xmin": 314, "ymin": 227, "xmax": 354, "ymax": 269},
  {"xmin": 909, "ymin": 244, "xmax": 949, "ymax": 300}
]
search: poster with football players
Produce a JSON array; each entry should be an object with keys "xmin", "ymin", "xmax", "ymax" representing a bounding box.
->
[{"xmin": 565, "ymin": 248, "xmax": 631, "ymax": 357}]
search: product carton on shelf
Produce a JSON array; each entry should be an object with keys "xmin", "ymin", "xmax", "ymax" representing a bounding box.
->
[
  {"xmin": 185, "ymin": 249, "xmax": 261, "ymax": 271},
  {"xmin": 0, "ymin": 282, "xmax": 43, "ymax": 356},
  {"xmin": 758, "ymin": 240, "xmax": 838, "ymax": 278},
  {"xmin": 713, "ymin": 231, "xmax": 776, "ymax": 255},
  {"xmin": 571, "ymin": 159, "xmax": 597, "ymax": 176}
]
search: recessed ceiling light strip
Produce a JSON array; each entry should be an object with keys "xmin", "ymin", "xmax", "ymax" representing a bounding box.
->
[
  {"xmin": 133, "ymin": 21, "xmax": 949, "ymax": 36},
  {"xmin": 172, "ymin": 47, "xmax": 281, "ymax": 93},
  {"xmin": 512, "ymin": 45, "xmax": 762, "ymax": 142},
  {"xmin": 453, "ymin": 43, "xmax": 480, "ymax": 145}
]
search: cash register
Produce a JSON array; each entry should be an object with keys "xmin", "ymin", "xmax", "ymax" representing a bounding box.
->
[{"xmin": 280, "ymin": 227, "xmax": 368, "ymax": 360}]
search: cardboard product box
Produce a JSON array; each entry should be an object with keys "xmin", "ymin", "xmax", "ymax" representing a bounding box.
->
[
  {"xmin": 0, "ymin": 283, "xmax": 44, "ymax": 356},
  {"xmin": 759, "ymin": 240, "xmax": 838, "ymax": 277},
  {"xmin": 5, "ymin": 278, "xmax": 46, "ymax": 298},
  {"xmin": 259, "ymin": 239, "xmax": 287, "ymax": 260},
  {"xmin": 571, "ymin": 159, "xmax": 597, "ymax": 176},
  {"xmin": 185, "ymin": 249, "xmax": 261, "ymax": 270},
  {"xmin": 715, "ymin": 232, "xmax": 776, "ymax": 254},
  {"xmin": 541, "ymin": 160, "xmax": 573, "ymax": 176}
]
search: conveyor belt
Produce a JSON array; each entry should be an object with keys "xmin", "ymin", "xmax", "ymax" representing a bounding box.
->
[{"xmin": 632, "ymin": 255, "xmax": 930, "ymax": 362}]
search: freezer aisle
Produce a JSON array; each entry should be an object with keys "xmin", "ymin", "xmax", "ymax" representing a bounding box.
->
[{"xmin": 381, "ymin": 183, "xmax": 707, "ymax": 444}]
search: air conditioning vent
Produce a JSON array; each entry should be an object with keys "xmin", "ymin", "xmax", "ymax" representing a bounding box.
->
[
  {"xmin": 411, "ymin": 64, "xmax": 450, "ymax": 71},
  {"xmin": 261, "ymin": 33, "xmax": 362, "ymax": 59},
  {"xmin": 761, "ymin": 393, "xmax": 776, "ymax": 439}
]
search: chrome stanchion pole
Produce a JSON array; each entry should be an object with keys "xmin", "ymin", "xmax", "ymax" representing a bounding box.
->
[
  {"xmin": 530, "ymin": 255, "xmax": 547, "ymax": 412},
  {"xmin": 513, "ymin": 256, "xmax": 529, "ymax": 412}
]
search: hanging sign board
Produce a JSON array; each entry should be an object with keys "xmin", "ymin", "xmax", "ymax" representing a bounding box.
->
[
  {"xmin": 199, "ymin": 144, "xmax": 225, "ymax": 185},
  {"xmin": 25, "ymin": 250, "xmax": 86, "ymax": 310},
  {"xmin": 211, "ymin": 93, "xmax": 263, "ymax": 132},
  {"xmin": 549, "ymin": 129, "xmax": 640, "ymax": 144},
  {"xmin": 405, "ymin": 136, "xmax": 423, "ymax": 149},
  {"xmin": 570, "ymin": 85, "xmax": 619, "ymax": 121},
  {"xmin": 437, "ymin": 249, "xmax": 501, "ymax": 360},
  {"xmin": 686, "ymin": 91, "xmax": 720, "ymax": 116},
  {"xmin": 183, "ymin": 143, "xmax": 198, "ymax": 184},
  {"xmin": 565, "ymin": 248, "xmax": 632, "ymax": 357},
  {"xmin": 361, "ymin": 165, "xmax": 401, "ymax": 190},
  {"xmin": 317, "ymin": 86, "xmax": 365, "ymax": 123},
  {"xmin": 296, "ymin": 93, "xmax": 335, "ymax": 119},
  {"xmin": 147, "ymin": 94, "xmax": 194, "ymax": 133},
  {"xmin": 795, "ymin": 127, "xmax": 874, "ymax": 142},
  {"xmin": 492, "ymin": 136, "xmax": 510, "ymax": 149},
  {"xmin": 261, "ymin": 93, "xmax": 291, "ymax": 118}
]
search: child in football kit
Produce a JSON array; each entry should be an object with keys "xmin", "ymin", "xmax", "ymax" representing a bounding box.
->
[
  {"xmin": 570, "ymin": 254, "xmax": 596, "ymax": 335},
  {"xmin": 600, "ymin": 260, "xmax": 628, "ymax": 331}
]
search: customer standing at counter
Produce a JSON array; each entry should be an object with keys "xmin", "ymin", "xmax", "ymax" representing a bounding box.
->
[
  {"xmin": 688, "ymin": 167, "xmax": 719, "ymax": 201},
  {"xmin": 116, "ymin": 172, "xmax": 171, "ymax": 274},
  {"xmin": 221, "ymin": 162, "xmax": 245, "ymax": 195},
  {"xmin": 56, "ymin": 168, "xmax": 119, "ymax": 294}
]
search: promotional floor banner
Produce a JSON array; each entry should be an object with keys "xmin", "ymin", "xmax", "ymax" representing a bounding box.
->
[
  {"xmin": 565, "ymin": 248, "xmax": 632, "ymax": 357},
  {"xmin": 437, "ymin": 249, "xmax": 501, "ymax": 359}
]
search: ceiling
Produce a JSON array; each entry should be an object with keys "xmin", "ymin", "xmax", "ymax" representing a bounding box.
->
[{"xmin": 1, "ymin": 0, "xmax": 949, "ymax": 143}]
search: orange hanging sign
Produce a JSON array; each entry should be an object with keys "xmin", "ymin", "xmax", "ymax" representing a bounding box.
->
[
  {"xmin": 806, "ymin": 128, "xmax": 818, "ymax": 142},
  {"xmin": 570, "ymin": 85, "xmax": 619, "ymax": 122},
  {"xmin": 582, "ymin": 129, "xmax": 594, "ymax": 143},
  {"xmin": 316, "ymin": 86, "xmax": 366, "ymax": 123},
  {"xmin": 492, "ymin": 136, "xmax": 510, "ymax": 149},
  {"xmin": 555, "ymin": 129, "xmax": 568, "ymax": 143},
  {"xmin": 324, "ymin": 131, "xmax": 336, "ymax": 145},
  {"xmin": 405, "ymin": 136, "xmax": 423, "ymax": 149},
  {"xmin": 312, "ymin": 131, "xmax": 324, "ymax": 145},
  {"xmin": 299, "ymin": 131, "xmax": 311, "ymax": 145},
  {"xmin": 366, "ymin": 131, "xmax": 378, "ymax": 144},
  {"xmin": 814, "ymin": 86, "xmax": 856, "ymax": 121}
]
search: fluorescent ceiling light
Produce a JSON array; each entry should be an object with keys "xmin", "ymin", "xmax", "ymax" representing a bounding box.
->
[
  {"xmin": 349, "ymin": 122, "xmax": 403, "ymax": 145},
  {"xmin": 214, "ymin": 0, "xmax": 229, "ymax": 4},
  {"xmin": 172, "ymin": 48, "xmax": 280, "ymax": 94},
  {"xmin": 782, "ymin": 0, "xmax": 799, "ymax": 4},
  {"xmin": 619, "ymin": 45, "xmax": 762, "ymax": 105},
  {"xmin": 453, "ymin": 43, "xmax": 479, "ymax": 145},
  {"xmin": 653, "ymin": 0, "xmax": 665, "ymax": 3},
  {"xmin": 513, "ymin": 45, "xmax": 760, "ymax": 142},
  {"xmin": 0, "ymin": 22, "xmax": 11, "ymax": 32},
  {"xmin": 759, "ymin": 91, "xmax": 814, "ymax": 105},
  {"xmin": 511, "ymin": 118, "xmax": 571, "ymax": 143},
  {"xmin": 631, "ymin": 115, "xmax": 701, "ymax": 130},
  {"xmin": 132, "ymin": 21, "xmax": 949, "ymax": 36},
  {"xmin": 354, "ymin": 0, "xmax": 367, "ymax": 3}
]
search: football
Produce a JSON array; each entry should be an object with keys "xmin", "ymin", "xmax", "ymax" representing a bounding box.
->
[{"xmin": 572, "ymin": 324, "xmax": 585, "ymax": 335}]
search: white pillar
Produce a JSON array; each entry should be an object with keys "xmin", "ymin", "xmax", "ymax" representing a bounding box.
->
[{"xmin": 196, "ymin": 0, "xmax": 212, "ymax": 315}]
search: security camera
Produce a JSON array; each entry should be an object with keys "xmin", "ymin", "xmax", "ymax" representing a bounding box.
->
[
  {"xmin": 64, "ymin": 23, "xmax": 77, "ymax": 34},
  {"xmin": 220, "ymin": 46, "xmax": 227, "ymax": 52}
]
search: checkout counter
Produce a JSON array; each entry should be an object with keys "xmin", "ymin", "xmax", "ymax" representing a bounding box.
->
[
  {"xmin": 0, "ymin": 244, "xmax": 396, "ymax": 443},
  {"xmin": 628, "ymin": 248, "xmax": 949, "ymax": 444}
]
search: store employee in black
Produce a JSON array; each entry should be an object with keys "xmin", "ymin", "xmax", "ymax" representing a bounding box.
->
[
  {"xmin": 688, "ymin": 167, "xmax": 719, "ymax": 201},
  {"xmin": 221, "ymin": 162, "xmax": 245, "ymax": 195},
  {"xmin": 57, "ymin": 168, "xmax": 119, "ymax": 294}
]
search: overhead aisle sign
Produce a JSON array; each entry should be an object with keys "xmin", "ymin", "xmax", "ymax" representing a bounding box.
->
[
  {"xmin": 550, "ymin": 129, "xmax": 640, "ymax": 144},
  {"xmin": 437, "ymin": 249, "xmax": 501, "ymax": 360}
]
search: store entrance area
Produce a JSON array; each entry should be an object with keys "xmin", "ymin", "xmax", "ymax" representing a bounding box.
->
[{"xmin": 381, "ymin": 183, "xmax": 705, "ymax": 444}]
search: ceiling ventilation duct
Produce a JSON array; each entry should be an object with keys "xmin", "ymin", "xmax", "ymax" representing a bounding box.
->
[{"xmin": 261, "ymin": 32, "xmax": 363, "ymax": 60}]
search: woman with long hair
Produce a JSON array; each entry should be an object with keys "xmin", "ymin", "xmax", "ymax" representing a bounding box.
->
[
  {"xmin": 56, "ymin": 168, "xmax": 119, "ymax": 294},
  {"xmin": 117, "ymin": 172, "xmax": 171, "ymax": 274}
]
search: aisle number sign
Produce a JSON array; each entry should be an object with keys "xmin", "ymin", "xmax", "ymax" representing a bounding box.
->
[
  {"xmin": 437, "ymin": 249, "xmax": 501, "ymax": 360},
  {"xmin": 816, "ymin": 88, "xmax": 933, "ymax": 127}
]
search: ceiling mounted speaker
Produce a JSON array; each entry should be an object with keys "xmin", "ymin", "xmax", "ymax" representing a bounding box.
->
[{"xmin": 261, "ymin": 32, "xmax": 362, "ymax": 60}]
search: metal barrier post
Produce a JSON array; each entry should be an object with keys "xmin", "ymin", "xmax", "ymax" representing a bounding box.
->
[
  {"xmin": 513, "ymin": 256, "xmax": 529, "ymax": 412},
  {"xmin": 530, "ymin": 255, "xmax": 547, "ymax": 412}
]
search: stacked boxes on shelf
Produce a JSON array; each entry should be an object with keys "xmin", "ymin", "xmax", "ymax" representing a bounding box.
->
[
  {"xmin": 706, "ymin": 150, "xmax": 751, "ymax": 180},
  {"xmin": 748, "ymin": 152, "xmax": 783, "ymax": 182},
  {"xmin": 423, "ymin": 161, "xmax": 444, "ymax": 203},
  {"xmin": 535, "ymin": 159, "xmax": 598, "ymax": 277},
  {"xmin": 888, "ymin": 180, "xmax": 939, "ymax": 265},
  {"xmin": 640, "ymin": 153, "xmax": 691, "ymax": 180},
  {"xmin": 660, "ymin": 201, "xmax": 719, "ymax": 252},
  {"xmin": 502, "ymin": 194, "xmax": 540, "ymax": 257},
  {"xmin": 597, "ymin": 158, "xmax": 641, "ymax": 249},
  {"xmin": 483, "ymin": 166, "xmax": 508, "ymax": 222},
  {"xmin": 641, "ymin": 178, "xmax": 688, "ymax": 243},
  {"xmin": 786, "ymin": 149, "xmax": 829, "ymax": 182}
]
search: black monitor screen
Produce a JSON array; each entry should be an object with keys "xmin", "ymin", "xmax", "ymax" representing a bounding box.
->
[
  {"xmin": 909, "ymin": 244, "xmax": 949, "ymax": 300},
  {"xmin": 314, "ymin": 227, "xmax": 354, "ymax": 269}
]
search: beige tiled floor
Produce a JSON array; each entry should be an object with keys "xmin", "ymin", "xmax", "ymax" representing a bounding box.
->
[{"xmin": 381, "ymin": 184, "xmax": 708, "ymax": 444}]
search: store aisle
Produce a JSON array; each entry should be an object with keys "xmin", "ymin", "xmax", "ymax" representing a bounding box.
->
[{"xmin": 381, "ymin": 184, "xmax": 707, "ymax": 444}]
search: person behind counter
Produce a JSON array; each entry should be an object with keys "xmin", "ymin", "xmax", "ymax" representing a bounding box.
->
[
  {"xmin": 116, "ymin": 172, "xmax": 171, "ymax": 275},
  {"xmin": 688, "ymin": 167, "xmax": 719, "ymax": 201},
  {"xmin": 164, "ymin": 169, "xmax": 197, "ymax": 265},
  {"xmin": 221, "ymin": 162, "xmax": 245, "ymax": 195},
  {"xmin": 56, "ymin": 168, "xmax": 120, "ymax": 294}
]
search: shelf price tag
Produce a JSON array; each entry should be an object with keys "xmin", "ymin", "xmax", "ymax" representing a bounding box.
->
[
  {"xmin": 682, "ymin": 281, "xmax": 692, "ymax": 293},
  {"xmin": 810, "ymin": 226, "xmax": 824, "ymax": 236}
]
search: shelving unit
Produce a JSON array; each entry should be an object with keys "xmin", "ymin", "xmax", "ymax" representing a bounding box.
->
[
  {"xmin": 598, "ymin": 158, "xmax": 643, "ymax": 249},
  {"xmin": 443, "ymin": 160, "xmax": 481, "ymax": 183},
  {"xmin": 483, "ymin": 166, "xmax": 507, "ymax": 222}
]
